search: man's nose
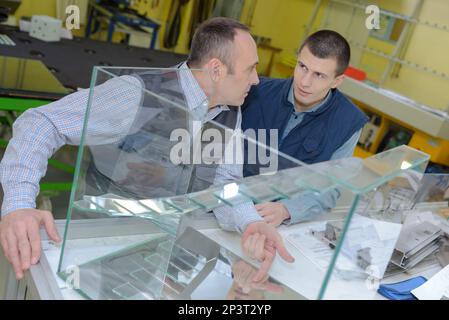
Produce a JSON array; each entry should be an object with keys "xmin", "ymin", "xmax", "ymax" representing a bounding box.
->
[
  {"xmin": 251, "ymin": 70, "xmax": 260, "ymax": 86},
  {"xmin": 300, "ymin": 72, "xmax": 312, "ymax": 87}
]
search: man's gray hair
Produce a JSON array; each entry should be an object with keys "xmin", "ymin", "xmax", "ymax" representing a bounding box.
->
[{"xmin": 187, "ymin": 17, "xmax": 250, "ymax": 74}]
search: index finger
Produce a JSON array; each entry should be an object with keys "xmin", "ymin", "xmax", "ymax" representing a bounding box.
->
[
  {"xmin": 16, "ymin": 227, "xmax": 31, "ymax": 270},
  {"xmin": 274, "ymin": 238, "xmax": 295, "ymax": 263},
  {"xmin": 252, "ymin": 248, "xmax": 274, "ymax": 282},
  {"xmin": 28, "ymin": 224, "xmax": 42, "ymax": 265}
]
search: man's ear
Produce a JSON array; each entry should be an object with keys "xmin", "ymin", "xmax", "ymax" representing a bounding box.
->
[
  {"xmin": 207, "ymin": 58, "xmax": 225, "ymax": 82},
  {"xmin": 331, "ymin": 74, "xmax": 345, "ymax": 88}
]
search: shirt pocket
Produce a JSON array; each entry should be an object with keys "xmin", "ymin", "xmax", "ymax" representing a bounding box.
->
[{"xmin": 302, "ymin": 137, "xmax": 321, "ymax": 153}]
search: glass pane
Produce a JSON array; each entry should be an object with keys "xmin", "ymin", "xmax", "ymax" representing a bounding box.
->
[
  {"xmin": 329, "ymin": 145, "xmax": 430, "ymax": 193},
  {"xmin": 58, "ymin": 66, "xmax": 211, "ymax": 276},
  {"xmin": 56, "ymin": 65, "xmax": 431, "ymax": 300},
  {"xmin": 56, "ymin": 66, "xmax": 312, "ymax": 299},
  {"xmin": 318, "ymin": 148, "xmax": 429, "ymax": 300}
]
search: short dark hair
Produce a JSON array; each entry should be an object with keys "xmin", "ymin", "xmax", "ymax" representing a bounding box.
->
[
  {"xmin": 187, "ymin": 17, "xmax": 250, "ymax": 73},
  {"xmin": 299, "ymin": 30, "xmax": 350, "ymax": 76}
]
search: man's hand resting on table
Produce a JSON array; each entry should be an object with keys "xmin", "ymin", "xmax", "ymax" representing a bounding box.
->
[{"xmin": 0, "ymin": 209, "xmax": 61, "ymax": 279}]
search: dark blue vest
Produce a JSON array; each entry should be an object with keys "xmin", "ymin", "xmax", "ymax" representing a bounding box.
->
[{"xmin": 242, "ymin": 77, "xmax": 368, "ymax": 176}]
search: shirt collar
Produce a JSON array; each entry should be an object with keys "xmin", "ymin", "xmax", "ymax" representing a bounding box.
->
[
  {"xmin": 178, "ymin": 62, "xmax": 229, "ymax": 121},
  {"xmin": 288, "ymin": 82, "xmax": 332, "ymax": 114}
]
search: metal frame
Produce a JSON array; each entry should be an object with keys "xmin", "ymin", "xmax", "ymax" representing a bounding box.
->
[
  {"xmin": 339, "ymin": 76, "xmax": 449, "ymax": 139},
  {"xmin": 85, "ymin": 0, "xmax": 160, "ymax": 49}
]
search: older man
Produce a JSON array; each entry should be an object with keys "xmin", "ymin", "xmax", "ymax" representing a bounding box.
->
[{"xmin": 0, "ymin": 17, "xmax": 293, "ymax": 281}]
